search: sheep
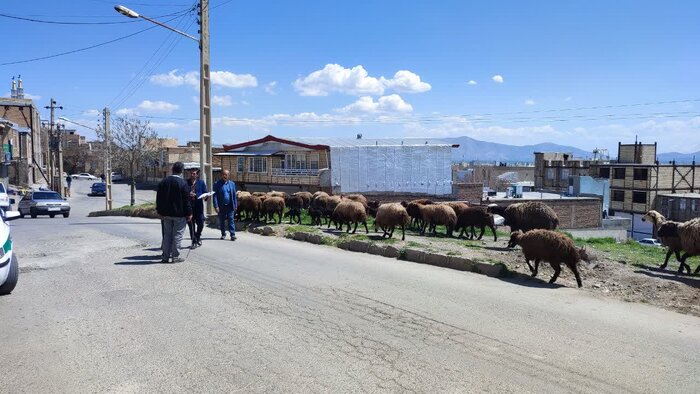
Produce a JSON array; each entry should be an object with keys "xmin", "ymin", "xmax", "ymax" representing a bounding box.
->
[
  {"xmin": 332, "ymin": 201, "xmax": 369, "ymax": 234},
  {"xmin": 401, "ymin": 199, "xmax": 434, "ymax": 229},
  {"xmin": 293, "ymin": 191, "xmax": 313, "ymax": 209},
  {"xmin": 445, "ymin": 201, "xmax": 470, "ymax": 217},
  {"xmin": 237, "ymin": 194, "xmax": 262, "ymax": 222},
  {"xmin": 417, "ymin": 204, "xmax": 457, "ymax": 237},
  {"xmin": 367, "ymin": 200, "xmax": 381, "ymax": 218},
  {"xmin": 312, "ymin": 191, "xmax": 329, "ymax": 200},
  {"xmin": 268, "ymin": 191, "xmax": 289, "ymax": 200},
  {"xmin": 508, "ymin": 229, "xmax": 589, "ymax": 287},
  {"xmin": 657, "ymin": 217, "xmax": 700, "ymax": 275},
  {"xmin": 488, "ymin": 201, "xmax": 559, "ymax": 233},
  {"xmin": 252, "ymin": 192, "xmax": 268, "ymax": 202},
  {"xmin": 309, "ymin": 206, "xmax": 323, "ymax": 226},
  {"xmin": 374, "ymin": 203, "xmax": 411, "ymax": 240},
  {"xmin": 262, "ymin": 196, "xmax": 285, "ymax": 224},
  {"xmin": 324, "ymin": 195, "xmax": 344, "ymax": 228},
  {"xmin": 343, "ymin": 193, "xmax": 368, "ymax": 208},
  {"xmin": 641, "ymin": 210, "xmax": 684, "ymax": 271},
  {"xmin": 284, "ymin": 194, "xmax": 304, "ymax": 224},
  {"xmin": 455, "ymin": 206, "xmax": 498, "ymax": 241}
]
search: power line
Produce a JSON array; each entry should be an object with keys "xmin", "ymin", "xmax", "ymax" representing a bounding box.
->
[
  {"xmin": 0, "ymin": 7, "xmax": 194, "ymax": 25},
  {"xmin": 0, "ymin": 14, "xmax": 185, "ymax": 66}
]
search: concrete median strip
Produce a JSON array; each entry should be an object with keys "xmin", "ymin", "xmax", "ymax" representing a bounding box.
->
[{"xmin": 277, "ymin": 229, "xmax": 507, "ymax": 278}]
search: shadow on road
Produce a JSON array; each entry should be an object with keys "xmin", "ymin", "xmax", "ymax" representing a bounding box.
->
[
  {"xmin": 484, "ymin": 246, "xmax": 511, "ymax": 252},
  {"xmin": 70, "ymin": 222, "xmax": 160, "ymax": 226},
  {"xmin": 634, "ymin": 269, "xmax": 700, "ymax": 288},
  {"xmin": 496, "ymin": 271, "xmax": 566, "ymax": 289},
  {"xmin": 115, "ymin": 254, "xmax": 164, "ymax": 265}
]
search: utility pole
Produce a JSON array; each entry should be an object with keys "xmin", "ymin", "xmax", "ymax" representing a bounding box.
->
[
  {"xmin": 104, "ymin": 107, "xmax": 113, "ymax": 210},
  {"xmin": 45, "ymin": 98, "xmax": 63, "ymax": 195},
  {"xmin": 199, "ymin": 0, "xmax": 213, "ymax": 214}
]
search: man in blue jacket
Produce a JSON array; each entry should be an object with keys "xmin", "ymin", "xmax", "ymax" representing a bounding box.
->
[
  {"xmin": 156, "ymin": 162, "xmax": 192, "ymax": 263},
  {"xmin": 187, "ymin": 168, "xmax": 208, "ymax": 249},
  {"xmin": 213, "ymin": 170, "xmax": 238, "ymax": 241}
]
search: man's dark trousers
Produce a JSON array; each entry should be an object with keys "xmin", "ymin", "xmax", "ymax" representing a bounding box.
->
[
  {"xmin": 188, "ymin": 205, "xmax": 205, "ymax": 244},
  {"xmin": 218, "ymin": 204, "xmax": 235, "ymax": 237}
]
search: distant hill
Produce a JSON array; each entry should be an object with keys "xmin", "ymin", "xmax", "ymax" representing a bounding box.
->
[
  {"xmin": 656, "ymin": 151, "xmax": 699, "ymax": 164},
  {"xmin": 442, "ymin": 136, "xmax": 700, "ymax": 164},
  {"xmin": 442, "ymin": 136, "xmax": 591, "ymax": 163}
]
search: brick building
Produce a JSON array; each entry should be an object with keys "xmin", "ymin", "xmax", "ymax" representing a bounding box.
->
[{"xmin": 0, "ymin": 88, "xmax": 45, "ymax": 186}]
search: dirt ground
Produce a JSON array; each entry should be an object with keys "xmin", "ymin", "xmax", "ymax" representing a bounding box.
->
[{"xmin": 262, "ymin": 222, "xmax": 700, "ymax": 318}]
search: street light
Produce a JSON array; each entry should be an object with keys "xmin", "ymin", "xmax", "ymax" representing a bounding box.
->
[{"xmin": 114, "ymin": 2, "xmax": 212, "ymax": 214}]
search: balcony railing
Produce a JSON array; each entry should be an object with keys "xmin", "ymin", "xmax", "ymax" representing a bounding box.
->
[{"xmin": 271, "ymin": 168, "xmax": 320, "ymax": 176}]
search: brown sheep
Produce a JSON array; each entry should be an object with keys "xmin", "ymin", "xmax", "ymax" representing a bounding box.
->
[
  {"xmin": 445, "ymin": 201, "xmax": 470, "ymax": 217},
  {"xmin": 237, "ymin": 194, "xmax": 262, "ymax": 222},
  {"xmin": 657, "ymin": 217, "xmax": 700, "ymax": 275},
  {"xmin": 367, "ymin": 200, "xmax": 381, "ymax": 218},
  {"xmin": 252, "ymin": 192, "xmax": 268, "ymax": 202},
  {"xmin": 324, "ymin": 195, "xmax": 343, "ymax": 227},
  {"xmin": 293, "ymin": 191, "xmax": 313, "ymax": 209},
  {"xmin": 641, "ymin": 210, "xmax": 685, "ymax": 271},
  {"xmin": 508, "ymin": 229, "xmax": 589, "ymax": 287},
  {"xmin": 268, "ymin": 191, "xmax": 289, "ymax": 199},
  {"xmin": 455, "ymin": 206, "xmax": 497, "ymax": 241},
  {"xmin": 374, "ymin": 203, "xmax": 411, "ymax": 240},
  {"xmin": 332, "ymin": 201, "xmax": 369, "ymax": 234},
  {"xmin": 343, "ymin": 193, "xmax": 368, "ymax": 208},
  {"xmin": 418, "ymin": 204, "xmax": 457, "ymax": 237},
  {"xmin": 284, "ymin": 194, "xmax": 304, "ymax": 224},
  {"xmin": 401, "ymin": 199, "xmax": 434, "ymax": 229},
  {"xmin": 262, "ymin": 196, "xmax": 285, "ymax": 224},
  {"xmin": 488, "ymin": 201, "xmax": 559, "ymax": 233},
  {"xmin": 312, "ymin": 191, "xmax": 329, "ymax": 200}
]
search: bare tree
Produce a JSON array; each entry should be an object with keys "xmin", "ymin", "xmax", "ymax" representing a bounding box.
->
[{"xmin": 98, "ymin": 116, "xmax": 161, "ymax": 206}]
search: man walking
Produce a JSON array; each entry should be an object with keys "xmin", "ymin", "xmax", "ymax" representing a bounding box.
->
[
  {"xmin": 213, "ymin": 169, "xmax": 238, "ymax": 241},
  {"xmin": 156, "ymin": 162, "xmax": 192, "ymax": 263},
  {"xmin": 65, "ymin": 175, "xmax": 72, "ymax": 197},
  {"xmin": 187, "ymin": 169, "xmax": 208, "ymax": 249}
]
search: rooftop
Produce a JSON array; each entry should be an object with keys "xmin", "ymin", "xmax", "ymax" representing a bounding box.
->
[{"xmin": 657, "ymin": 192, "xmax": 700, "ymax": 199}]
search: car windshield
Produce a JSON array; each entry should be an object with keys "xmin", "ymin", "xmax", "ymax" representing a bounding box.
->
[
  {"xmin": 0, "ymin": 183, "xmax": 5, "ymax": 193},
  {"xmin": 92, "ymin": 183, "xmax": 104, "ymax": 187},
  {"xmin": 33, "ymin": 192, "xmax": 62, "ymax": 200}
]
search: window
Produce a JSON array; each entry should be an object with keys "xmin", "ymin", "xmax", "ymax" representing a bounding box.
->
[
  {"xmin": 598, "ymin": 167, "xmax": 610, "ymax": 178},
  {"xmin": 612, "ymin": 190, "xmax": 625, "ymax": 202},
  {"xmin": 286, "ymin": 153, "xmax": 307, "ymax": 170},
  {"xmin": 248, "ymin": 157, "xmax": 267, "ymax": 173},
  {"xmin": 309, "ymin": 153, "xmax": 320, "ymax": 170},
  {"xmin": 633, "ymin": 191, "xmax": 646, "ymax": 204},
  {"xmin": 633, "ymin": 168, "xmax": 648, "ymax": 181},
  {"xmin": 546, "ymin": 168, "xmax": 555, "ymax": 180},
  {"xmin": 613, "ymin": 168, "xmax": 626, "ymax": 179},
  {"xmin": 679, "ymin": 198, "xmax": 686, "ymax": 210},
  {"xmin": 237, "ymin": 157, "xmax": 245, "ymax": 172},
  {"xmin": 560, "ymin": 168, "xmax": 570, "ymax": 180}
]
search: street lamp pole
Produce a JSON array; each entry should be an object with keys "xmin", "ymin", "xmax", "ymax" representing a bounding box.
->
[{"xmin": 115, "ymin": 2, "xmax": 213, "ymax": 214}]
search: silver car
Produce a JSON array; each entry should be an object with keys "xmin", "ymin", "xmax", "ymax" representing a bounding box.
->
[{"xmin": 18, "ymin": 191, "xmax": 71, "ymax": 219}]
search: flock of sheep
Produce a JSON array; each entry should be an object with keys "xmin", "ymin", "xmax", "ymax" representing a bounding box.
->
[{"xmin": 235, "ymin": 190, "xmax": 595, "ymax": 287}]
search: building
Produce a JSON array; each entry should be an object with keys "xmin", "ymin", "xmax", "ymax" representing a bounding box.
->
[
  {"xmin": 455, "ymin": 163, "xmax": 534, "ymax": 191},
  {"xmin": 655, "ymin": 193, "xmax": 700, "ymax": 223},
  {"xmin": 534, "ymin": 141, "xmax": 700, "ymax": 239},
  {"xmin": 0, "ymin": 78, "xmax": 45, "ymax": 186},
  {"xmin": 217, "ymin": 135, "xmax": 458, "ymax": 196}
]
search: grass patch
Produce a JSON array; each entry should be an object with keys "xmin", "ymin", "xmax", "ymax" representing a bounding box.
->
[
  {"xmin": 575, "ymin": 238, "xmax": 686, "ymax": 270},
  {"xmin": 286, "ymin": 225, "xmax": 319, "ymax": 234},
  {"xmin": 446, "ymin": 251, "xmax": 462, "ymax": 256}
]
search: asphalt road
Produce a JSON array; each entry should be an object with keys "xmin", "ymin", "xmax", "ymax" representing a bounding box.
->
[{"xmin": 1, "ymin": 179, "xmax": 699, "ymax": 393}]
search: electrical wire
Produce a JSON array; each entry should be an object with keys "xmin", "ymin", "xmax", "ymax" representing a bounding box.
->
[
  {"xmin": 0, "ymin": 14, "xmax": 185, "ymax": 66},
  {"xmin": 0, "ymin": 7, "xmax": 194, "ymax": 25}
]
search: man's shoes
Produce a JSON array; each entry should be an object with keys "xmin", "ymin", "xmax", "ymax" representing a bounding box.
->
[
  {"xmin": 197, "ymin": 240, "xmax": 202, "ymax": 246},
  {"xmin": 161, "ymin": 258, "xmax": 169, "ymax": 264},
  {"xmin": 220, "ymin": 235, "xmax": 226, "ymax": 240},
  {"xmin": 230, "ymin": 235, "xmax": 237, "ymax": 241},
  {"xmin": 190, "ymin": 243, "xmax": 198, "ymax": 250},
  {"xmin": 172, "ymin": 257, "xmax": 186, "ymax": 263}
]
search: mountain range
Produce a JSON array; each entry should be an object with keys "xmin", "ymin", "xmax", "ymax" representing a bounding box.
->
[{"xmin": 442, "ymin": 136, "xmax": 699, "ymax": 164}]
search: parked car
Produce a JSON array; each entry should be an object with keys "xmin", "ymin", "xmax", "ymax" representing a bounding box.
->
[
  {"xmin": 17, "ymin": 191, "xmax": 71, "ymax": 218},
  {"xmin": 90, "ymin": 182, "xmax": 107, "ymax": 196},
  {"xmin": 111, "ymin": 172, "xmax": 123, "ymax": 182},
  {"xmin": 638, "ymin": 238, "xmax": 662, "ymax": 247},
  {"xmin": 71, "ymin": 173, "xmax": 99, "ymax": 180},
  {"xmin": 0, "ymin": 183, "xmax": 8, "ymax": 212},
  {"xmin": 0, "ymin": 210, "xmax": 21, "ymax": 295}
]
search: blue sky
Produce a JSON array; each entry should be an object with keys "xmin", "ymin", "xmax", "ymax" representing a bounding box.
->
[{"xmin": 2, "ymin": 0, "xmax": 699, "ymax": 154}]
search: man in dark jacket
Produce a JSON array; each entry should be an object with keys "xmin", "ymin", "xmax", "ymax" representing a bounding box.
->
[
  {"xmin": 213, "ymin": 170, "xmax": 238, "ymax": 241},
  {"xmin": 186, "ymin": 168, "xmax": 208, "ymax": 249},
  {"xmin": 156, "ymin": 162, "xmax": 192, "ymax": 263}
]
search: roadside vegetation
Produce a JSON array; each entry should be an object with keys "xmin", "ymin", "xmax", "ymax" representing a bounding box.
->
[{"xmin": 88, "ymin": 202, "xmax": 157, "ymax": 218}]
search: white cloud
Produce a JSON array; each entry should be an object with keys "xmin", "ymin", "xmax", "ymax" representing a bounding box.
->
[
  {"xmin": 264, "ymin": 81, "xmax": 277, "ymax": 95},
  {"xmin": 150, "ymin": 69, "xmax": 199, "ymax": 87},
  {"xmin": 212, "ymin": 95, "xmax": 233, "ymax": 107},
  {"xmin": 524, "ymin": 99, "xmax": 536, "ymax": 106},
  {"xmin": 564, "ymin": 97, "xmax": 573, "ymax": 102},
  {"xmin": 115, "ymin": 108, "xmax": 136, "ymax": 116},
  {"xmin": 380, "ymin": 70, "xmax": 431, "ymax": 93},
  {"xmin": 150, "ymin": 122, "xmax": 180, "ymax": 129},
  {"xmin": 467, "ymin": 80, "xmax": 478, "ymax": 86},
  {"xmin": 293, "ymin": 64, "xmax": 384, "ymax": 96},
  {"xmin": 211, "ymin": 71, "xmax": 258, "ymax": 88},
  {"xmin": 338, "ymin": 94, "xmax": 413, "ymax": 114},
  {"xmin": 492, "ymin": 74, "xmax": 504, "ymax": 84},
  {"xmin": 137, "ymin": 100, "xmax": 179, "ymax": 113}
]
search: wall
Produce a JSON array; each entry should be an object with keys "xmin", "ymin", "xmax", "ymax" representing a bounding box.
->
[
  {"xmin": 574, "ymin": 176, "xmax": 610, "ymax": 213},
  {"xmin": 457, "ymin": 165, "xmax": 533, "ymax": 190},
  {"xmin": 452, "ymin": 183, "xmax": 484, "ymax": 203}
]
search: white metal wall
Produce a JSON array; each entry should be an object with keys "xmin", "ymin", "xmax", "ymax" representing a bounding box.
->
[{"xmin": 330, "ymin": 145, "xmax": 453, "ymax": 195}]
